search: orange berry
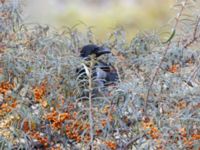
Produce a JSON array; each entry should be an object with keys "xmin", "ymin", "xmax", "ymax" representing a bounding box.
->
[{"xmin": 168, "ymin": 64, "xmax": 179, "ymax": 73}]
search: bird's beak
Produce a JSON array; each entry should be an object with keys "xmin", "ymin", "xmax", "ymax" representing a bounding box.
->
[{"xmin": 96, "ymin": 46, "xmax": 111, "ymax": 56}]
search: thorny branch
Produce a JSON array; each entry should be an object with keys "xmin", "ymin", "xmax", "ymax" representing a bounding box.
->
[
  {"xmin": 183, "ymin": 16, "xmax": 200, "ymax": 48},
  {"xmin": 145, "ymin": 0, "xmax": 189, "ymax": 113},
  {"xmin": 123, "ymin": 133, "xmax": 145, "ymax": 150}
]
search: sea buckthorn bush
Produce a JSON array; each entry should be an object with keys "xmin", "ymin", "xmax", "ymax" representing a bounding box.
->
[{"xmin": 0, "ymin": 0, "xmax": 200, "ymax": 150}]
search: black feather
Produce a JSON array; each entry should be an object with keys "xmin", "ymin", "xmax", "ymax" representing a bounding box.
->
[
  {"xmin": 80, "ymin": 44, "xmax": 111, "ymax": 58},
  {"xmin": 77, "ymin": 44, "xmax": 119, "ymax": 97}
]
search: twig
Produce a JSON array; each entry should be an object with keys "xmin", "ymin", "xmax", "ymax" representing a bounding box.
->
[
  {"xmin": 184, "ymin": 17, "xmax": 200, "ymax": 48},
  {"xmin": 186, "ymin": 62, "xmax": 200, "ymax": 84},
  {"xmin": 123, "ymin": 133, "xmax": 145, "ymax": 150},
  {"xmin": 88, "ymin": 56, "xmax": 95, "ymax": 149}
]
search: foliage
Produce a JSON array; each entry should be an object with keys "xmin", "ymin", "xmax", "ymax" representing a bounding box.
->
[{"xmin": 0, "ymin": 0, "xmax": 200, "ymax": 150}]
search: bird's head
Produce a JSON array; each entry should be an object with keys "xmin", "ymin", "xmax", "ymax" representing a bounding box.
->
[{"xmin": 80, "ymin": 44, "xmax": 111, "ymax": 59}]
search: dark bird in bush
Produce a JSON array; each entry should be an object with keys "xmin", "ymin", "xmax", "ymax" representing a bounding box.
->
[
  {"xmin": 77, "ymin": 44, "xmax": 119, "ymax": 96},
  {"xmin": 80, "ymin": 44, "xmax": 111, "ymax": 59}
]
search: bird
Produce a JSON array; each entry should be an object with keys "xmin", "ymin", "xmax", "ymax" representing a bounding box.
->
[
  {"xmin": 93, "ymin": 60, "xmax": 119, "ymax": 86},
  {"xmin": 76, "ymin": 44, "xmax": 119, "ymax": 97},
  {"xmin": 80, "ymin": 44, "xmax": 111, "ymax": 59}
]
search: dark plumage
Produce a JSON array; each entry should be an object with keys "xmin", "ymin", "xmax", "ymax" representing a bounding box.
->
[
  {"xmin": 77, "ymin": 44, "xmax": 119, "ymax": 97},
  {"xmin": 80, "ymin": 44, "xmax": 111, "ymax": 58}
]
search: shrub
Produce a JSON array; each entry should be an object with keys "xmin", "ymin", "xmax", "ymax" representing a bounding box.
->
[{"xmin": 0, "ymin": 0, "xmax": 199, "ymax": 149}]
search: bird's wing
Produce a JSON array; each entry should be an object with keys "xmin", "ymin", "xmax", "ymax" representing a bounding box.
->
[{"xmin": 96, "ymin": 60, "xmax": 111, "ymax": 72}]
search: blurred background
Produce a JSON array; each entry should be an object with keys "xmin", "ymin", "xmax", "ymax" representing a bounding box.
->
[{"xmin": 23, "ymin": 0, "xmax": 174, "ymax": 40}]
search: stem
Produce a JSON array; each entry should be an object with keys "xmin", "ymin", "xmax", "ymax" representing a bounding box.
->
[
  {"xmin": 184, "ymin": 17, "xmax": 200, "ymax": 49},
  {"xmin": 123, "ymin": 133, "xmax": 145, "ymax": 150},
  {"xmin": 88, "ymin": 56, "xmax": 94, "ymax": 149}
]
